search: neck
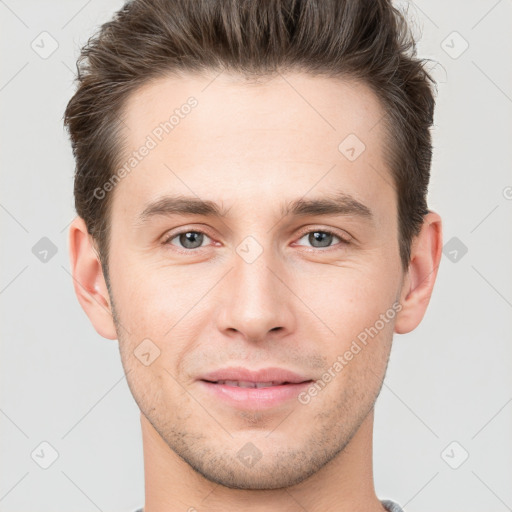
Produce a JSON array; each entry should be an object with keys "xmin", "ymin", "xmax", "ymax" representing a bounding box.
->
[{"xmin": 140, "ymin": 407, "xmax": 385, "ymax": 512}]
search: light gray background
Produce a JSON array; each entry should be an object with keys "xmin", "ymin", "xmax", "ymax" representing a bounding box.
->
[{"xmin": 1, "ymin": 1, "xmax": 511, "ymax": 511}]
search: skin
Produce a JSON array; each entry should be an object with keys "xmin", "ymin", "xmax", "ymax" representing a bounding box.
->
[{"xmin": 69, "ymin": 71, "xmax": 442, "ymax": 512}]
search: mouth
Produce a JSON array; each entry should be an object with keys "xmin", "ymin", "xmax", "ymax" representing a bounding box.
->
[
  {"xmin": 197, "ymin": 367, "xmax": 314, "ymax": 409},
  {"xmin": 202, "ymin": 379, "xmax": 311, "ymax": 388}
]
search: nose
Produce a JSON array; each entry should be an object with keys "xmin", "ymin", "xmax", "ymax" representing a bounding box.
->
[{"xmin": 215, "ymin": 243, "xmax": 296, "ymax": 343}]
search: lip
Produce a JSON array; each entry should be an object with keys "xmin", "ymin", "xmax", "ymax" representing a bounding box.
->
[
  {"xmin": 197, "ymin": 366, "xmax": 314, "ymax": 410},
  {"xmin": 199, "ymin": 366, "xmax": 310, "ymax": 384}
]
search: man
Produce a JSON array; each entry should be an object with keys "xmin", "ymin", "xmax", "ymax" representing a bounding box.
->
[{"xmin": 64, "ymin": 0, "xmax": 442, "ymax": 511}]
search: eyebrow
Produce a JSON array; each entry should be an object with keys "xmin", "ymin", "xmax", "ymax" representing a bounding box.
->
[
  {"xmin": 135, "ymin": 192, "xmax": 374, "ymax": 225},
  {"xmin": 281, "ymin": 193, "xmax": 373, "ymax": 220},
  {"xmin": 136, "ymin": 196, "xmax": 231, "ymax": 224}
]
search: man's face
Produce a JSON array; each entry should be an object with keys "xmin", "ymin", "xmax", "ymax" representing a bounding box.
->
[{"xmin": 106, "ymin": 72, "xmax": 405, "ymax": 489}]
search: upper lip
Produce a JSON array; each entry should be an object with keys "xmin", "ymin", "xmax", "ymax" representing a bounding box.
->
[{"xmin": 199, "ymin": 366, "xmax": 312, "ymax": 385}]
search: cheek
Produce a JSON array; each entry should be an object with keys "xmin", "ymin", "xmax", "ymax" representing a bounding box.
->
[
  {"xmin": 111, "ymin": 269, "xmax": 213, "ymax": 383},
  {"xmin": 288, "ymin": 263, "xmax": 399, "ymax": 387},
  {"xmin": 293, "ymin": 261, "xmax": 399, "ymax": 329},
  {"xmin": 109, "ymin": 255, "xmax": 198, "ymax": 335}
]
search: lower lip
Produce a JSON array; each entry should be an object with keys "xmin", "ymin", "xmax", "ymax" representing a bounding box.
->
[{"xmin": 198, "ymin": 380, "xmax": 313, "ymax": 409}]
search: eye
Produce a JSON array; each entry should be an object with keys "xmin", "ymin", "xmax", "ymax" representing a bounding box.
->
[
  {"xmin": 161, "ymin": 227, "xmax": 350, "ymax": 252},
  {"xmin": 163, "ymin": 230, "xmax": 212, "ymax": 250},
  {"xmin": 295, "ymin": 229, "xmax": 350, "ymax": 249}
]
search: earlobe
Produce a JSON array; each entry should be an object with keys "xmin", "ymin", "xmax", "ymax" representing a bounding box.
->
[
  {"xmin": 68, "ymin": 217, "xmax": 118, "ymax": 340},
  {"xmin": 394, "ymin": 211, "xmax": 443, "ymax": 335}
]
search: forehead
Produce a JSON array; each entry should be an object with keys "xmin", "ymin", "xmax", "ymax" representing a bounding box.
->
[{"xmin": 112, "ymin": 71, "xmax": 394, "ymax": 222}]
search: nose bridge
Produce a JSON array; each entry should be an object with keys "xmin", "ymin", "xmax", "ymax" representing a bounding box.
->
[{"xmin": 217, "ymin": 236, "xmax": 294, "ymax": 341}]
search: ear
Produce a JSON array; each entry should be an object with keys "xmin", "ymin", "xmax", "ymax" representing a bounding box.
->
[
  {"xmin": 394, "ymin": 211, "xmax": 443, "ymax": 334},
  {"xmin": 68, "ymin": 216, "xmax": 117, "ymax": 340}
]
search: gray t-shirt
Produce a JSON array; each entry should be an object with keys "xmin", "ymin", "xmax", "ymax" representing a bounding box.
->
[
  {"xmin": 381, "ymin": 499, "xmax": 406, "ymax": 512},
  {"xmin": 133, "ymin": 498, "xmax": 405, "ymax": 511}
]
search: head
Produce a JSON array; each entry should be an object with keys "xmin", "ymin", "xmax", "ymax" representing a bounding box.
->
[{"xmin": 65, "ymin": 0, "xmax": 442, "ymax": 491}]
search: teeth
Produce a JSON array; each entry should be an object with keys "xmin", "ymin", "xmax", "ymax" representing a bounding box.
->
[
  {"xmin": 255, "ymin": 382, "xmax": 274, "ymax": 388},
  {"xmin": 217, "ymin": 380, "xmax": 281, "ymax": 388}
]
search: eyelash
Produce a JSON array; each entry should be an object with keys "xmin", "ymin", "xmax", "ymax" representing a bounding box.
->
[
  {"xmin": 161, "ymin": 227, "xmax": 352, "ymax": 252},
  {"xmin": 294, "ymin": 227, "xmax": 352, "ymax": 250}
]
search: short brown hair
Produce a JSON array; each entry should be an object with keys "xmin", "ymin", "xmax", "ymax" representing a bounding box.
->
[{"xmin": 64, "ymin": 0, "xmax": 436, "ymax": 283}]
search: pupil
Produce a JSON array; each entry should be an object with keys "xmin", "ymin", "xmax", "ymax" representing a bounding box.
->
[
  {"xmin": 181, "ymin": 232, "xmax": 203, "ymax": 249},
  {"xmin": 310, "ymin": 231, "xmax": 331, "ymax": 247}
]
